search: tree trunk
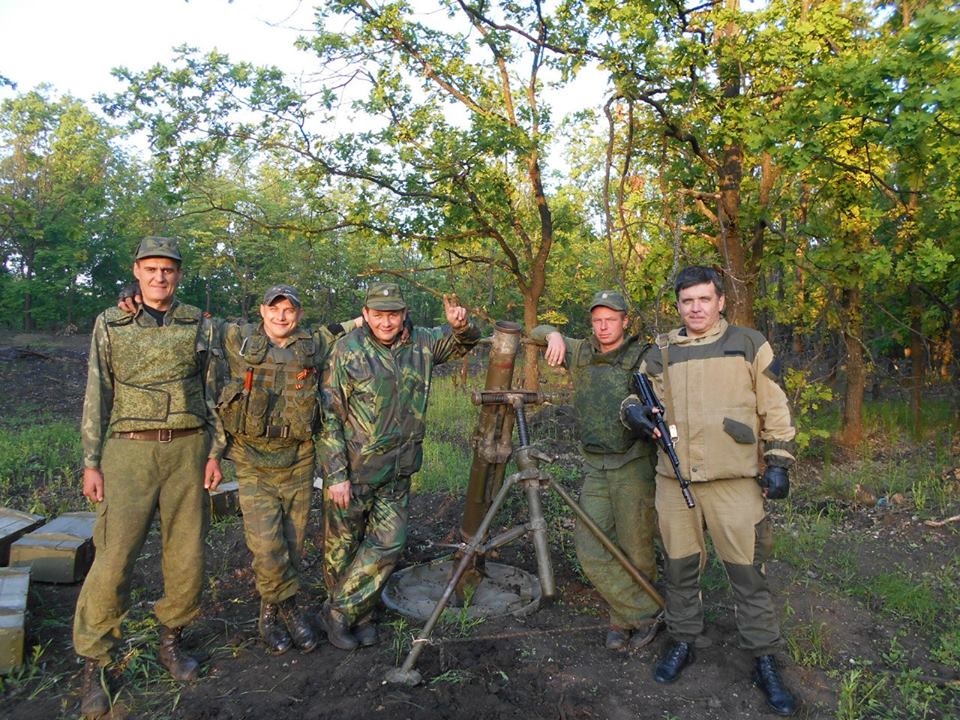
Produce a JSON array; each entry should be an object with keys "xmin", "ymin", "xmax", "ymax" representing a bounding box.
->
[
  {"xmin": 909, "ymin": 282, "xmax": 924, "ymax": 438},
  {"xmin": 839, "ymin": 286, "xmax": 865, "ymax": 446},
  {"xmin": 522, "ymin": 291, "xmax": 540, "ymax": 391}
]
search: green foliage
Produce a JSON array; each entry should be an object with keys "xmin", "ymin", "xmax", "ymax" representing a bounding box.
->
[{"xmin": 783, "ymin": 368, "xmax": 833, "ymax": 453}]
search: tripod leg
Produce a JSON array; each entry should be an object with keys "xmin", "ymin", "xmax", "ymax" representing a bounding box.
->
[
  {"xmin": 547, "ymin": 480, "xmax": 665, "ymax": 610},
  {"xmin": 385, "ymin": 473, "xmax": 519, "ymax": 686},
  {"xmin": 524, "ymin": 480, "xmax": 556, "ymax": 598}
]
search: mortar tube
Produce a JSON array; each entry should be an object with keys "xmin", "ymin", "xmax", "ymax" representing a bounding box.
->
[{"xmin": 459, "ymin": 321, "xmax": 522, "ymax": 543}]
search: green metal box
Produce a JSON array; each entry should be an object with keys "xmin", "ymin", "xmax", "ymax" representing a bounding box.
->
[
  {"xmin": 209, "ymin": 480, "xmax": 241, "ymax": 520},
  {"xmin": 0, "ymin": 509, "xmax": 45, "ymax": 566},
  {"xmin": 0, "ymin": 567, "xmax": 30, "ymax": 674},
  {"xmin": 9, "ymin": 512, "xmax": 97, "ymax": 584}
]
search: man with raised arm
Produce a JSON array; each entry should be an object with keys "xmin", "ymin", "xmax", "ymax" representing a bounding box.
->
[{"xmin": 319, "ymin": 283, "xmax": 480, "ymax": 650}]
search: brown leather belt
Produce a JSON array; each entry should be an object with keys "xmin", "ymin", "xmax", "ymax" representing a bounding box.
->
[{"xmin": 111, "ymin": 428, "xmax": 204, "ymax": 443}]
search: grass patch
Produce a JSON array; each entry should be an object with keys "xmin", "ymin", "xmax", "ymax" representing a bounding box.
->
[{"xmin": 0, "ymin": 418, "xmax": 85, "ymax": 515}]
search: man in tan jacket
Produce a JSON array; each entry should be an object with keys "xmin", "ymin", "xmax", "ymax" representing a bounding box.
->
[{"xmin": 622, "ymin": 265, "xmax": 798, "ymax": 716}]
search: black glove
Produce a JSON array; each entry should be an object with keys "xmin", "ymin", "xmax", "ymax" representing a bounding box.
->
[
  {"xmin": 622, "ymin": 400, "xmax": 658, "ymax": 441},
  {"xmin": 760, "ymin": 465, "xmax": 790, "ymax": 500}
]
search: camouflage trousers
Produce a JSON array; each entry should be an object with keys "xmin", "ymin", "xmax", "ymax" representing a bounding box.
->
[
  {"xmin": 323, "ymin": 474, "xmax": 410, "ymax": 624},
  {"xmin": 232, "ymin": 447, "xmax": 315, "ymax": 605},
  {"xmin": 576, "ymin": 455, "xmax": 660, "ymax": 628},
  {"xmin": 73, "ymin": 431, "xmax": 210, "ymax": 663},
  {"xmin": 656, "ymin": 475, "xmax": 781, "ymax": 656}
]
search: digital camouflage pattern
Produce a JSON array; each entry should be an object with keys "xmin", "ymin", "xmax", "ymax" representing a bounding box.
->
[
  {"xmin": 531, "ymin": 323, "xmax": 659, "ymax": 628},
  {"xmin": 75, "ymin": 300, "xmax": 221, "ymax": 662},
  {"xmin": 530, "ymin": 325, "xmax": 650, "ymax": 462},
  {"xmin": 320, "ymin": 320, "xmax": 480, "ymax": 621},
  {"xmin": 218, "ymin": 319, "xmax": 348, "ymax": 605},
  {"xmin": 81, "ymin": 301, "xmax": 225, "ymax": 468},
  {"xmin": 318, "ymin": 322, "xmax": 481, "ymax": 488}
]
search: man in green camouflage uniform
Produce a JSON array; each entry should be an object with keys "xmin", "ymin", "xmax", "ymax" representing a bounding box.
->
[
  {"xmin": 621, "ymin": 266, "xmax": 798, "ymax": 716},
  {"xmin": 531, "ymin": 290, "xmax": 661, "ymax": 652},
  {"xmin": 216, "ymin": 284, "xmax": 358, "ymax": 654},
  {"xmin": 75, "ymin": 237, "xmax": 225, "ymax": 719},
  {"xmin": 318, "ymin": 283, "xmax": 480, "ymax": 650}
]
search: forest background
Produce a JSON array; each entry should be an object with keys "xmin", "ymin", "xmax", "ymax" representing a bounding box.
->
[{"xmin": 1, "ymin": 0, "xmax": 958, "ymax": 444}]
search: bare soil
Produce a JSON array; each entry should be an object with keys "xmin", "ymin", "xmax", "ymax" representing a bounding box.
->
[{"xmin": 1, "ymin": 335, "xmax": 958, "ymax": 719}]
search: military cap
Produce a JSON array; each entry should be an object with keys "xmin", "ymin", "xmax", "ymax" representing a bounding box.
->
[
  {"xmin": 262, "ymin": 284, "xmax": 302, "ymax": 308},
  {"xmin": 589, "ymin": 290, "xmax": 628, "ymax": 312},
  {"xmin": 135, "ymin": 236, "xmax": 182, "ymax": 262},
  {"xmin": 365, "ymin": 282, "xmax": 407, "ymax": 310}
]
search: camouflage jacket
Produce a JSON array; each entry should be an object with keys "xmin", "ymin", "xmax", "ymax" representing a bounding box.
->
[
  {"xmin": 319, "ymin": 320, "xmax": 481, "ymax": 487},
  {"xmin": 638, "ymin": 318, "xmax": 796, "ymax": 482},
  {"xmin": 531, "ymin": 324, "xmax": 653, "ymax": 469},
  {"xmin": 218, "ymin": 320, "xmax": 349, "ymax": 470},
  {"xmin": 81, "ymin": 300, "xmax": 226, "ymax": 469}
]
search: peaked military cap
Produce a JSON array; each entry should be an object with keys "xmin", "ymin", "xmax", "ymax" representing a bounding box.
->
[
  {"xmin": 135, "ymin": 236, "xmax": 182, "ymax": 262},
  {"xmin": 262, "ymin": 284, "xmax": 302, "ymax": 308},
  {"xmin": 365, "ymin": 282, "xmax": 407, "ymax": 310},
  {"xmin": 589, "ymin": 289, "xmax": 628, "ymax": 312}
]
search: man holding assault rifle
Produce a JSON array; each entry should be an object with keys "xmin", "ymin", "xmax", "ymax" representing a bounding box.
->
[{"xmin": 621, "ymin": 265, "xmax": 799, "ymax": 717}]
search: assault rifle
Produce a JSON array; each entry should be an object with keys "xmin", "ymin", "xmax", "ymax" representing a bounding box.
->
[{"xmin": 632, "ymin": 373, "xmax": 696, "ymax": 509}]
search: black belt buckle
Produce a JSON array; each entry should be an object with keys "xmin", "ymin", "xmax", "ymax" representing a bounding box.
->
[{"xmin": 158, "ymin": 429, "xmax": 173, "ymax": 443}]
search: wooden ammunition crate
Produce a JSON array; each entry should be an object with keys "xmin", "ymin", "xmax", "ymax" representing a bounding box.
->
[
  {"xmin": 0, "ymin": 509, "xmax": 45, "ymax": 566},
  {"xmin": 10, "ymin": 512, "xmax": 97, "ymax": 584},
  {"xmin": 209, "ymin": 480, "xmax": 241, "ymax": 520},
  {"xmin": 0, "ymin": 567, "xmax": 30, "ymax": 674}
]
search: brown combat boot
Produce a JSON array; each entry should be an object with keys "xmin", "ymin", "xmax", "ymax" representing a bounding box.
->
[
  {"xmin": 158, "ymin": 626, "xmax": 199, "ymax": 682},
  {"xmin": 79, "ymin": 658, "xmax": 110, "ymax": 719},
  {"xmin": 278, "ymin": 596, "xmax": 319, "ymax": 653},
  {"xmin": 259, "ymin": 602, "xmax": 293, "ymax": 655}
]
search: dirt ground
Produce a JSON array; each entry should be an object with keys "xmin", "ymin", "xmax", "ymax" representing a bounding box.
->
[{"xmin": 1, "ymin": 335, "xmax": 958, "ymax": 720}]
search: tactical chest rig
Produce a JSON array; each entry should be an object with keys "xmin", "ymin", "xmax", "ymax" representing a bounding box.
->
[
  {"xmin": 218, "ymin": 324, "xmax": 320, "ymax": 442},
  {"xmin": 104, "ymin": 304, "xmax": 208, "ymax": 432},
  {"xmin": 570, "ymin": 336, "xmax": 646, "ymax": 455}
]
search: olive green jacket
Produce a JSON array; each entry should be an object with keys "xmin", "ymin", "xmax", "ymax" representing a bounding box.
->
[{"xmin": 81, "ymin": 300, "xmax": 226, "ymax": 469}]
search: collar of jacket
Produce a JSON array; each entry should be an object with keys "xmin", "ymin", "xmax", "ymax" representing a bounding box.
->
[
  {"xmin": 669, "ymin": 317, "xmax": 728, "ymax": 346},
  {"xmin": 132, "ymin": 299, "xmax": 182, "ymax": 324}
]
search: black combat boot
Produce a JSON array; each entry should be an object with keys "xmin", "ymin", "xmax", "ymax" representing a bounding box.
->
[
  {"xmin": 259, "ymin": 602, "xmax": 293, "ymax": 655},
  {"xmin": 79, "ymin": 658, "xmax": 110, "ymax": 719},
  {"xmin": 753, "ymin": 655, "xmax": 798, "ymax": 716},
  {"xmin": 278, "ymin": 596, "xmax": 319, "ymax": 653},
  {"xmin": 158, "ymin": 626, "xmax": 199, "ymax": 682},
  {"xmin": 354, "ymin": 615, "xmax": 379, "ymax": 647},
  {"xmin": 653, "ymin": 641, "xmax": 694, "ymax": 684},
  {"xmin": 322, "ymin": 600, "xmax": 358, "ymax": 651}
]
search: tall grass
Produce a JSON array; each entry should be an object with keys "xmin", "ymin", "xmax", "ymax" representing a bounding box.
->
[{"xmin": 0, "ymin": 418, "xmax": 85, "ymax": 515}]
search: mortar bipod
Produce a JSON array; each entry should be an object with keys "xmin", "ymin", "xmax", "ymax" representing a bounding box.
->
[{"xmin": 384, "ymin": 392, "xmax": 665, "ymax": 687}]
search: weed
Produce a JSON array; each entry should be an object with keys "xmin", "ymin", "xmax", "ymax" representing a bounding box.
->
[
  {"xmin": 387, "ymin": 616, "xmax": 412, "ymax": 665},
  {"xmin": 836, "ymin": 667, "xmax": 888, "ymax": 720},
  {"xmin": 429, "ymin": 668, "xmax": 471, "ymax": 684},
  {"xmin": 785, "ymin": 620, "xmax": 831, "ymax": 668},
  {"xmin": 439, "ymin": 584, "xmax": 486, "ymax": 638},
  {"xmin": 933, "ymin": 628, "xmax": 960, "ymax": 671}
]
